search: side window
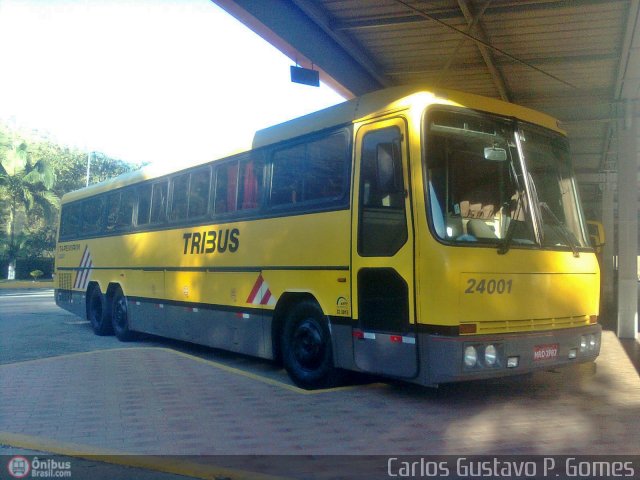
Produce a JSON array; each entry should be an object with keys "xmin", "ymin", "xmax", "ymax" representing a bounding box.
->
[
  {"xmin": 117, "ymin": 189, "xmax": 136, "ymax": 230},
  {"xmin": 150, "ymin": 181, "xmax": 168, "ymax": 224},
  {"xmin": 60, "ymin": 203, "xmax": 81, "ymax": 239},
  {"xmin": 81, "ymin": 197, "xmax": 105, "ymax": 235},
  {"xmin": 137, "ymin": 184, "xmax": 152, "ymax": 226},
  {"xmin": 105, "ymin": 193, "xmax": 120, "ymax": 232},
  {"xmin": 270, "ymin": 133, "xmax": 347, "ymax": 207},
  {"xmin": 188, "ymin": 167, "xmax": 211, "ymax": 219},
  {"xmin": 237, "ymin": 155, "xmax": 264, "ymax": 211},
  {"xmin": 358, "ymin": 127, "xmax": 407, "ymax": 256},
  {"xmin": 169, "ymin": 173, "xmax": 189, "ymax": 222},
  {"xmin": 214, "ymin": 161, "xmax": 239, "ymax": 214},
  {"xmin": 305, "ymin": 135, "xmax": 347, "ymax": 201},
  {"xmin": 271, "ymin": 144, "xmax": 304, "ymax": 206}
]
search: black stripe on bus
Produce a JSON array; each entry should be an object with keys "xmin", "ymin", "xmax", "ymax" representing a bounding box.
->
[
  {"xmin": 124, "ymin": 296, "xmax": 267, "ymax": 316},
  {"xmin": 416, "ymin": 324, "xmax": 460, "ymax": 336},
  {"xmin": 56, "ymin": 265, "xmax": 350, "ymax": 273},
  {"xmin": 330, "ymin": 316, "xmax": 459, "ymax": 336},
  {"xmin": 57, "ymin": 288, "xmax": 456, "ymax": 334}
]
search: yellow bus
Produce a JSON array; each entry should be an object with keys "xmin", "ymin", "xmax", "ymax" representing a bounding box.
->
[{"xmin": 55, "ymin": 85, "xmax": 601, "ymax": 389}]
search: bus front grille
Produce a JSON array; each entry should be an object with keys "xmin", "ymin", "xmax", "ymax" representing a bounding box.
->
[{"xmin": 461, "ymin": 316, "xmax": 592, "ymax": 335}]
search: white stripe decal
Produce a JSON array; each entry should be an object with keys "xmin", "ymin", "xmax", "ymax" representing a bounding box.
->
[
  {"xmin": 246, "ymin": 274, "xmax": 277, "ymax": 306},
  {"xmin": 79, "ymin": 259, "xmax": 92, "ymax": 290},
  {"xmin": 73, "ymin": 246, "xmax": 89, "ymax": 289}
]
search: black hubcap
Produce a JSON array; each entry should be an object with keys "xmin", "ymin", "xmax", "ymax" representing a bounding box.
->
[{"xmin": 292, "ymin": 318, "xmax": 324, "ymax": 370}]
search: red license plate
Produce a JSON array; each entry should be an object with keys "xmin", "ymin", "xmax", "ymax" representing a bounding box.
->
[{"xmin": 533, "ymin": 343, "xmax": 559, "ymax": 361}]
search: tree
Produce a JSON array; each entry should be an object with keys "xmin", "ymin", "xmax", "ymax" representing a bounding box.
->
[
  {"xmin": 0, "ymin": 139, "xmax": 59, "ymax": 278},
  {"xmin": 0, "ymin": 122, "xmax": 144, "ymax": 273},
  {"xmin": 30, "ymin": 269, "xmax": 44, "ymax": 281},
  {"xmin": 33, "ymin": 143, "xmax": 144, "ymax": 198}
]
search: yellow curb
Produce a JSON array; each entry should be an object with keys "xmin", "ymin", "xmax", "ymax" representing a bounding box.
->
[
  {"xmin": 0, "ymin": 432, "xmax": 290, "ymax": 480},
  {"xmin": 0, "ymin": 347, "xmax": 383, "ymax": 395},
  {"xmin": 0, "ymin": 281, "xmax": 54, "ymax": 289},
  {"xmin": 163, "ymin": 347, "xmax": 381, "ymax": 395}
]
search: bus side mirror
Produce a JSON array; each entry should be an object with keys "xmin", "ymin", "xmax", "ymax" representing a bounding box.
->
[{"xmin": 587, "ymin": 220, "xmax": 605, "ymax": 252}]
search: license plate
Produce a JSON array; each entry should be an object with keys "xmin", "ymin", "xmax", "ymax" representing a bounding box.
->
[{"xmin": 533, "ymin": 343, "xmax": 559, "ymax": 361}]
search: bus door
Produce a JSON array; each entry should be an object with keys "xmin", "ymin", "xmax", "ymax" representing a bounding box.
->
[{"xmin": 351, "ymin": 119, "xmax": 418, "ymax": 378}]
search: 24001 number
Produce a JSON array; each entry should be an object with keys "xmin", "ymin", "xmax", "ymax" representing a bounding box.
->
[{"xmin": 465, "ymin": 278, "xmax": 513, "ymax": 294}]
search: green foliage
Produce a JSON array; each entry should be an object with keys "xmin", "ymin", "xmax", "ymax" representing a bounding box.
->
[
  {"xmin": 0, "ymin": 122, "xmax": 143, "ymax": 263},
  {"xmin": 33, "ymin": 142, "xmax": 141, "ymax": 198},
  {"xmin": 30, "ymin": 269, "xmax": 43, "ymax": 281},
  {"xmin": 0, "ymin": 257, "xmax": 54, "ymax": 280}
]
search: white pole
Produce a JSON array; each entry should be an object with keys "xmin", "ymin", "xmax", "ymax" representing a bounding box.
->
[{"xmin": 85, "ymin": 151, "xmax": 92, "ymax": 187}]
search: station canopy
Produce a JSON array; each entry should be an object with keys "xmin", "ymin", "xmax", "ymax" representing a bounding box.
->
[{"xmin": 214, "ymin": 0, "xmax": 640, "ymax": 225}]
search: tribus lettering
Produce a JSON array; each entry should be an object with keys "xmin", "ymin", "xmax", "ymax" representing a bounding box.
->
[{"xmin": 183, "ymin": 228, "xmax": 240, "ymax": 255}]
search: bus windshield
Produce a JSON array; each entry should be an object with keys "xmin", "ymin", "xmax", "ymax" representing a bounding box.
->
[
  {"xmin": 519, "ymin": 125, "xmax": 589, "ymax": 249},
  {"xmin": 425, "ymin": 108, "xmax": 588, "ymax": 251}
]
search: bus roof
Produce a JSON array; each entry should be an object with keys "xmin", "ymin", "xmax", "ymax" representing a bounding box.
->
[{"xmin": 61, "ymin": 84, "xmax": 563, "ymax": 204}]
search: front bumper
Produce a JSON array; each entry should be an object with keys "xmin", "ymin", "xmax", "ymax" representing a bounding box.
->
[{"xmin": 422, "ymin": 324, "xmax": 601, "ymax": 385}]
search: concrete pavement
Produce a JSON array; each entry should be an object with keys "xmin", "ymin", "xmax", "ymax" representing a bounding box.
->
[{"xmin": 1, "ymin": 290, "xmax": 639, "ymax": 479}]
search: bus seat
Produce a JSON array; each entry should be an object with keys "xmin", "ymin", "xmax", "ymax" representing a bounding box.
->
[
  {"xmin": 460, "ymin": 200, "xmax": 495, "ymax": 219},
  {"xmin": 467, "ymin": 219, "xmax": 497, "ymax": 239}
]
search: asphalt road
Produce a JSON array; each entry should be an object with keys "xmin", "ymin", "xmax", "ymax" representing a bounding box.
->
[{"xmin": 0, "ymin": 289, "xmax": 119, "ymax": 365}]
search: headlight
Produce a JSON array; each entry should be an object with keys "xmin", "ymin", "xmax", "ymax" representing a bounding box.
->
[
  {"xmin": 484, "ymin": 344, "xmax": 498, "ymax": 366},
  {"xmin": 464, "ymin": 346, "xmax": 478, "ymax": 367},
  {"xmin": 580, "ymin": 336, "xmax": 587, "ymax": 352},
  {"xmin": 589, "ymin": 334, "xmax": 597, "ymax": 350}
]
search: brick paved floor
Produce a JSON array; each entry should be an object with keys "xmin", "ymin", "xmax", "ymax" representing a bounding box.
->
[{"xmin": 1, "ymin": 332, "xmax": 638, "ymax": 458}]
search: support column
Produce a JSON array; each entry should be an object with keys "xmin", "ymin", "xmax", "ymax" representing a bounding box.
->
[
  {"xmin": 616, "ymin": 101, "xmax": 638, "ymax": 339},
  {"xmin": 601, "ymin": 171, "xmax": 615, "ymax": 318}
]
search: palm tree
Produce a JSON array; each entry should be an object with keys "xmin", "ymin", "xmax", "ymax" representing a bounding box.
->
[{"xmin": 0, "ymin": 139, "xmax": 58, "ymax": 279}]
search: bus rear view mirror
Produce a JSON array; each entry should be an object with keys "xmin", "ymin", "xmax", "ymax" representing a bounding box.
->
[{"xmin": 484, "ymin": 147, "xmax": 507, "ymax": 161}]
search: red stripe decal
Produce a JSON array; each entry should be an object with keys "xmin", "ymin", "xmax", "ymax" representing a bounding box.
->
[
  {"xmin": 261, "ymin": 289, "xmax": 272, "ymax": 305},
  {"xmin": 246, "ymin": 274, "xmax": 264, "ymax": 303}
]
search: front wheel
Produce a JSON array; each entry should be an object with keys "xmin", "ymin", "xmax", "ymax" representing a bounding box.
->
[
  {"xmin": 281, "ymin": 300, "xmax": 340, "ymax": 389},
  {"xmin": 111, "ymin": 288, "xmax": 137, "ymax": 341}
]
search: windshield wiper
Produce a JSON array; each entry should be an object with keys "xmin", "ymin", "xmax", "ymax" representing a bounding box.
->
[
  {"xmin": 538, "ymin": 202, "xmax": 580, "ymax": 257},
  {"xmin": 497, "ymin": 191, "xmax": 524, "ymax": 255},
  {"xmin": 498, "ymin": 155, "xmax": 525, "ymax": 255}
]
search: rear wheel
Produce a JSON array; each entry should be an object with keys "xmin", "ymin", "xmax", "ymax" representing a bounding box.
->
[
  {"xmin": 87, "ymin": 286, "xmax": 112, "ymax": 336},
  {"xmin": 281, "ymin": 300, "xmax": 340, "ymax": 389},
  {"xmin": 111, "ymin": 288, "xmax": 136, "ymax": 341}
]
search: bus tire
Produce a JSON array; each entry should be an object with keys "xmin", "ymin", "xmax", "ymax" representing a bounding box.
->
[
  {"xmin": 281, "ymin": 300, "xmax": 338, "ymax": 390},
  {"xmin": 87, "ymin": 286, "xmax": 112, "ymax": 336},
  {"xmin": 111, "ymin": 288, "xmax": 136, "ymax": 342}
]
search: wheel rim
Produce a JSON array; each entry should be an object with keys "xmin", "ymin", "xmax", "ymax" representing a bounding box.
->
[
  {"xmin": 292, "ymin": 318, "xmax": 325, "ymax": 370},
  {"xmin": 113, "ymin": 296, "xmax": 127, "ymax": 331}
]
